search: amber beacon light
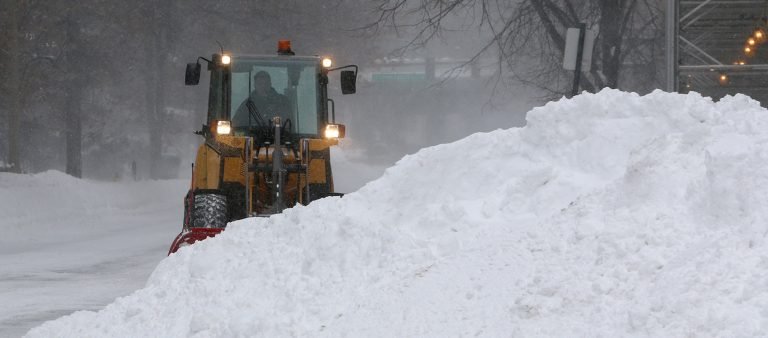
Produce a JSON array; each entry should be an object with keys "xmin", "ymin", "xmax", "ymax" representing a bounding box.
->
[{"xmin": 277, "ymin": 40, "xmax": 294, "ymax": 55}]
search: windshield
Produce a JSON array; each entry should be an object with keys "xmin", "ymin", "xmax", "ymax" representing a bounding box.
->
[{"xmin": 230, "ymin": 57, "xmax": 320, "ymax": 136}]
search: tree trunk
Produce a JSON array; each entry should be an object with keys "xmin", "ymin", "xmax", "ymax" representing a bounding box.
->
[
  {"xmin": 7, "ymin": 0, "xmax": 21, "ymax": 173},
  {"xmin": 151, "ymin": 33, "xmax": 166, "ymax": 179},
  {"xmin": 144, "ymin": 1, "xmax": 172, "ymax": 179},
  {"xmin": 144, "ymin": 41, "xmax": 164, "ymax": 179},
  {"xmin": 65, "ymin": 85, "xmax": 82, "ymax": 177},
  {"xmin": 143, "ymin": 44, "xmax": 160, "ymax": 179},
  {"xmin": 599, "ymin": 1, "xmax": 622, "ymax": 88},
  {"xmin": 64, "ymin": 14, "xmax": 83, "ymax": 178}
]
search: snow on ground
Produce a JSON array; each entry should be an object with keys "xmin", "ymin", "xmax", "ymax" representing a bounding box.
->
[
  {"xmin": 25, "ymin": 89, "xmax": 768, "ymax": 336},
  {"xmin": 0, "ymin": 132, "xmax": 385, "ymax": 338},
  {"xmin": 0, "ymin": 173, "xmax": 186, "ymax": 337}
]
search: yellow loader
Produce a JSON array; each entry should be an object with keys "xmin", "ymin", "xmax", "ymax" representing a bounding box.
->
[{"xmin": 169, "ymin": 41, "xmax": 357, "ymax": 254}]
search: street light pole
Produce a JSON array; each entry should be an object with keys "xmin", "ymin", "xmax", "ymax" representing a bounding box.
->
[{"xmin": 571, "ymin": 23, "xmax": 587, "ymax": 97}]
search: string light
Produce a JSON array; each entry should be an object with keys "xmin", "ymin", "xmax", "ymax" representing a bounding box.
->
[
  {"xmin": 719, "ymin": 73, "xmax": 729, "ymax": 85},
  {"xmin": 731, "ymin": 16, "xmax": 765, "ymax": 85}
]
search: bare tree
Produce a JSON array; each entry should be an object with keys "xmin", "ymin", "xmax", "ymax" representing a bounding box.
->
[
  {"xmin": 1, "ymin": 0, "xmax": 62, "ymax": 173},
  {"xmin": 138, "ymin": 0, "xmax": 178, "ymax": 179},
  {"xmin": 367, "ymin": 0, "xmax": 664, "ymax": 97},
  {"xmin": 0, "ymin": 0, "xmax": 376, "ymax": 177},
  {"xmin": 1, "ymin": 0, "xmax": 27, "ymax": 173},
  {"xmin": 8, "ymin": 1, "xmax": 135, "ymax": 177}
]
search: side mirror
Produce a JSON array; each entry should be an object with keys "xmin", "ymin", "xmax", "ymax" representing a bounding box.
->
[
  {"xmin": 185, "ymin": 63, "xmax": 201, "ymax": 85},
  {"xmin": 340, "ymin": 70, "xmax": 356, "ymax": 94}
]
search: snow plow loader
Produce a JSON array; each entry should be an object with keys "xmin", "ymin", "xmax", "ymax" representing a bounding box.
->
[{"xmin": 169, "ymin": 41, "xmax": 357, "ymax": 254}]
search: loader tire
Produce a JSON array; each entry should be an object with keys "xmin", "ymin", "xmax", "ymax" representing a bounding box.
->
[{"xmin": 192, "ymin": 193, "xmax": 228, "ymax": 228}]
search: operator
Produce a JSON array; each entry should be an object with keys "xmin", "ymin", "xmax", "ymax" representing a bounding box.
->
[{"xmin": 233, "ymin": 71, "xmax": 291, "ymax": 127}]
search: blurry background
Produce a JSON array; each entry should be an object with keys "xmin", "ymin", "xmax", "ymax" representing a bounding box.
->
[
  {"xmin": 0, "ymin": 0, "xmax": 673, "ymax": 187},
  {"xmin": 6, "ymin": 2, "xmax": 768, "ymax": 336}
]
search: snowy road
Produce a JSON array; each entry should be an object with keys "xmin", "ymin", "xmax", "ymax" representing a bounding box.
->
[{"xmin": 0, "ymin": 174, "xmax": 186, "ymax": 337}]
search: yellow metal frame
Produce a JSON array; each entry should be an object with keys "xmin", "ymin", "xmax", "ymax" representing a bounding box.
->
[{"xmin": 191, "ymin": 135, "xmax": 338, "ymax": 216}]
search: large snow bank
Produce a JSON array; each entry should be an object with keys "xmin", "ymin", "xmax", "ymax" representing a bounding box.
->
[{"xmin": 26, "ymin": 89, "xmax": 768, "ymax": 337}]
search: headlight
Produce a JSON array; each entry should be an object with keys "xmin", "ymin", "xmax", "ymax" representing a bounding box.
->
[
  {"xmin": 217, "ymin": 120, "xmax": 232, "ymax": 135},
  {"xmin": 322, "ymin": 57, "xmax": 333, "ymax": 68},
  {"xmin": 221, "ymin": 54, "xmax": 231, "ymax": 65},
  {"xmin": 324, "ymin": 124, "xmax": 345, "ymax": 139},
  {"xmin": 324, "ymin": 124, "xmax": 339, "ymax": 139}
]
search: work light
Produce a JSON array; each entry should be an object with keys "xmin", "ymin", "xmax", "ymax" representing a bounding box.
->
[{"xmin": 217, "ymin": 120, "xmax": 232, "ymax": 135}]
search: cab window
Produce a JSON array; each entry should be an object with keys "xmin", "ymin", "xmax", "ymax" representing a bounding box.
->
[{"xmin": 230, "ymin": 58, "xmax": 320, "ymax": 136}]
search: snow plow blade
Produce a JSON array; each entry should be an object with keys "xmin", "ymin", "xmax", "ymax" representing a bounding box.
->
[{"xmin": 167, "ymin": 228, "xmax": 224, "ymax": 255}]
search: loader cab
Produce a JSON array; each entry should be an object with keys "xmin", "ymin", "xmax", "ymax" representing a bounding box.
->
[{"xmin": 194, "ymin": 53, "xmax": 352, "ymax": 143}]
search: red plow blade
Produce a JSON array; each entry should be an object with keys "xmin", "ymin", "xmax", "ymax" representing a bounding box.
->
[{"xmin": 167, "ymin": 228, "xmax": 224, "ymax": 255}]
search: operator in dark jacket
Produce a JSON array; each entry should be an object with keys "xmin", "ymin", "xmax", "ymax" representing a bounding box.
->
[{"xmin": 234, "ymin": 71, "xmax": 291, "ymax": 127}]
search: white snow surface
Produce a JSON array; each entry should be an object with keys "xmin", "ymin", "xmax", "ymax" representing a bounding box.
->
[
  {"xmin": 26, "ymin": 89, "xmax": 768, "ymax": 337},
  {"xmin": 0, "ymin": 173, "xmax": 185, "ymax": 336}
]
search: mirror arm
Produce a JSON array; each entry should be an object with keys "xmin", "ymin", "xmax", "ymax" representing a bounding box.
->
[
  {"xmin": 197, "ymin": 56, "xmax": 212, "ymax": 65},
  {"xmin": 327, "ymin": 64, "xmax": 358, "ymax": 75}
]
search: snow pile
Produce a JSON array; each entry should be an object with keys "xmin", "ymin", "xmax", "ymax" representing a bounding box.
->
[{"xmin": 27, "ymin": 89, "xmax": 768, "ymax": 337}]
